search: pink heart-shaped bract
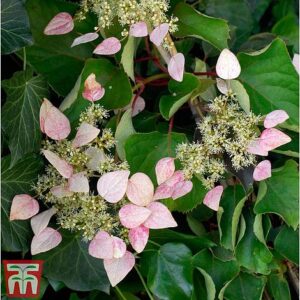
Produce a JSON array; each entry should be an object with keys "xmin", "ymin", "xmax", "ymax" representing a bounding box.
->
[
  {"xmin": 89, "ymin": 231, "xmax": 114, "ymax": 259},
  {"xmin": 129, "ymin": 22, "xmax": 148, "ymax": 37},
  {"xmin": 50, "ymin": 185, "xmax": 73, "ymax": 198},
  {"xmin": 44, "ymin": 12, "xmax": 74, "ymax": 35},
  {"xmin": 172, "ymin": 180, "xmax": 193, "ymax": 200},
  {"xmin": 155, "ymin": 157, "xmax": 175, "ymax": 185},
  {"xmin": 112, "ymin": 236, "xmax": 127, "ymax": 259},
  {"xmin": 203, "ymin": 185, "xmax": 224, "ymax": 211},
  {"xmin": 31, "ymin": 207, "xmax": 57, "ymax": 235},
  {"xmin": 82, "ymin": 73, "xmax": 105, "ymax": 102},
  {"xmin": 40, "ymin": 99, "xmax": 71, "ymax": 140},
  {"xmin": 150, "ymin": 23, "xmax": 169, "ymax": 46},
  {"xmin": 119, "ymin": 204, "xmax": 152, "ymax": 229},
  {"xmin": 260, "ymin": 128, "xmax": 291, "ymax": 151},
  {"xmin": 42, "ymin": 150, "xmax": 73, "ymax": 178},
  {"xmin": 10, "ymin": 194, "xmax": 39, "ymax": 221},
  {"xmin": 168, "ymin": 53, "xmax": 185, "ymax": 82},
  {"xmin": 71, "ymin": 32, "xmax": 99, "ymax": 47},
  {"xmin": 97, "ymin": 170, "xmax": 130, "ymax": 203},
  {"xmin": 93, "ymin": 37, "xmax": 121, "ymax": 55},
  {"xmin": 72, "ymin": 122, "xmax": 100, "ymax": 148},
  {"xmin": 264, "ymin": 110, "xmax": 289, "ymax": 129},
  {"xmin": 129, "ymin": 225, "xmax": 149, "ymax": 253},
  {"xmin": 31, "ymin": 227, "xmax": 62, "ymax": 255},
  {"xmin": 216, "ymin": 49, "xmax": 241, "ymax": 80},
  {"xmin": 126, "ymin": 173, "xmax": 154, "ymax": 206},
  {"xmin": 216, "ymin": 78, "xmax": 229, "ymax": 94},
  {"xmin": 68, "ymin": 172, "xmax": 89, "ymax": 193},
  {"xmin": 253, "ymin": 160, "xmax": 272, "ymax": 181},
  {"xmin": 104, "ymin": 251, "xmax": 135, "ymax": 287},
  {"xmin": 131, "ymin": 95, "xmax": 146, "ymax": 117},
  {"xmin": 143, "ymin": 202, "xmax": 177, "ymax": 229},
  {"xmin": 247, "ymin": 139, "xmax": 269, "ymax": 156}
]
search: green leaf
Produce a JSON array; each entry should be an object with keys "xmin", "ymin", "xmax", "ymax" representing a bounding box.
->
[
  {"xmin": 222, "ymin": 272, "xmax": 266, "ymax": 300},
  {"xmin": 187, "ymin": 214, "xmax": 206, "ymax": 236},
  {"xmin": 146, "ymin": 243, "xmax": 193, "ymax": 300},
  {"xmin": 159, "ymin": 73, "xmax": 199, "ymax": 120},
  {"xmin": 1, "ymin": 0, "xmax": 33, "ymax": 54},
  {"xmin": 267, "ymin": 273, "xmax": 291, "ymax": 300},
  {"xmin": 193, "ymin": 249, "xmax": 240, "ymax": 295},
  {"xmin": 2, "ymin": 69, "xmax": 49, "ymax": 166},
  {"xmin": 1, "ymin": 154, "xmax": 43, "ymax": 252},
  {"xmin": 62, "ymin": 58, "xmax": 132, "ymax": 126},
  {"xmin": 125, "ymin": 131, "xmax": 187, "ymax": 182},
  {"xmin": 274, "ymin": 225, "xmax": 299, "ymax": 265},
  {"xmin": 238, "ymin": 38, "xmax": 299, "ymax": 131},
  {"xmin": 195, "ymin": 268, "xmax": 216, "ymax": 300},
  {"xmin": 236, "ymin": 208, "xmax": 273, "ymax": 275},
  {"xmin": 35, "ymin": 230, "xmax": 110, "ymax": 292},
  {"xmin": 115, "ymin": 110, "xmax": 136, "ymax": 160},
  {"xmin": 121, "ymin": 36, "xmax": 136, "ymax": 81},
  {"xmin": 217, "ymin": 185, "xmax": 246, "ymax": 250},
  {"xmin": 149, "ymin": 229, "xmax": 215, "ymax": 252},
  {"xmin": 25, "ymin": 0, "xmax": 96, "ymax": 95},
  {"xmin": 173, "ymin": 2, "xmax": 229, "ymax": 50},
  {"xmin": 230, "ymin": 80, "xmax": 250, "ymax": 113},
  {"xmin": 254, "ymin": 159, "xmax": 299, "ymax": 229}
]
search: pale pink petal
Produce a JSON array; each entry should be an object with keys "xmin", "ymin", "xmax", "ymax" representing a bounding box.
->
[
  {"xmin": 153, "ymin": 171, "xmax": 185, "ymax": 200},
  {"xmin": 126, "ymin": 173, "xmax": 154, "ymax": 206},
  {"xmin": 89, "ymin": 231, "xmax": 114, "ymax": 259},
  {"xmin": 264, "ymin": 110, "xmax": 289, "ymax": 128},
  {"xmin": 292, "ymin": 54, "xmax": 299, "ymax": 74},
  {"xmin": 216, "ymin": 78, "xmax": 229, "ymax": 94},
  {"xmin": 72, "ymin": 123, "xmax": 100, "ymax": 148},
  {"xmin": 143, "ymin": 202, "xmax": 177, "ymax": 229},
  {"xmin": 253, "ymin": 160, "xmax": 272, "ymax": 181},
  {"xmin": 71, "ymin": 32, "xmax": 99, "ymax": 47},
  {"xmin": 119, "ymin": 204, "xmax": 152, "ymax": 229},
  {"xmin": 129, "ymin": 22, "xmax": 148, "ymax": 37},
  {"xmin": 50, "ymin": 185, "xmax": 73, "ymax": 198},
  {"xmin": 112, "ymin": 237, "xmax": 127, "ymax": 258},
  {"xmin": 30, "ymin": 207, "xmax": 57, "ymax": 235},
  {"xmin": 168, "ymin": 53, "xmax": 185, "ymax": 82},
  {"xmin": 68, "ymin": 172, "xmax": 89, "ymax": 193},
  {"xmin": 247, "ymin": 139, "xmax": 269, "ymax": 156},
  {"xmin": 93, "ymin": 37, "xmax": 121, "ymax": 55},
  {"xmin": 82, "ymin": 73, "xmax": 105, "ymax": 102},
  {"xmin": 260, "ymin": 128, "xmax": 291, "ymax": 151},
  {"xmin": 203, "ymin": 185, "xmax": 223, "ymax": 211},
  {"xmin": 129, "ymin": 225, "xmax": 149, "ymax": 253},
  {"xmin": 44, "ymin": 12, "xmax": 74, "ymax": 35},
  {"xmin": 40, "ymin": 98, "xmax": 53, "ymax": 133},
  {"xmin": 43, "ymin": 101, "xmax": 71, "ymax": 140},
  {"xmin": 216, "ymin": 49, "xmax": 241, "ymax": 80},
  {"xmin": 131, "ymin": 96, "xmax": 146, "ymax": 117},
  {"xmin": 150, "ymin": 23, "xmax": 169, "ymax": 46},
  {"xmin": 31, "ymin": 227, "xmax": 62, "ymax": 255},
  {"xmin": 97, "ymin": 170, "xmax": 130, "ymax": 203},
  {"xmin": 172, "ymin": 180, "xmax": 193, "ymax": 199},
  {"xmin": 10, "ymin": 194, "xmax": 39, "ymax": 221},
  {"xmin": 155, "ymin": 157, "xmax": 175, "ymax": 185},
  {"xmin": 104, "ymin": 251, "xmax": 135, "ymax": 287},
  {"xmin": 42, "ymin": 150, "xmax": 73, "ymax": 178}
]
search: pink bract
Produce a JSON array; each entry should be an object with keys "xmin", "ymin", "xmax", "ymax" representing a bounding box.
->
[
  {"xmin": 168, "ymin": 53, "xmax": 185, "ymax": 82},
  {"xmin": 93, "ymin": 37, "xmax": 121, "ymax": 55},
  {"xmin": 129, "ymin": 225, "xmax": 149, "ymax": 253},
  {"xmin": 71, "ymin": 32, "xmax": 99, "ymax": 47},
  {"xmin": 155, "ymin": 157, "xmax": 175, "ymax": 185},
  {"xmin": 119, "ymin": 204, "xmax": 152, "ymax": 229},
  {"xmin": 150, "ymin": 23, "xmax": 169, "ymax": 46},
  {"xmin": 10, "ymin": 194, "xmax": 39, "ymax": 221},
  {"xmin": 72, "ymin": 122, "xmax": 100, "ymax": 148},
  {"xmin": 264, "ymin": 110, "xmax": 289, "ymax": 128},
  {"xmin": 253, "ymin": 160, "xmax": 272, "ymax": 181},
  {"xmin": 216, "ymin": 49, "xmax": 241, "ymax": 80},
  {"xmin": 82, "ymin": 73, "xmax": 105, "ymax": 102},
  {"xmin": 129, "ymin": 22, "xmax": 148, "ymax": 37},
  {"xmin": 30, "ymin": 207, "xmax": 57, "ymax": 236},
  {"xmin": 44, "ymin": 12, "xmax": 74, "ymax": 35},
  {"xmin": 203, "ymin": 185, "xmax": 224, "ymax": 211}
]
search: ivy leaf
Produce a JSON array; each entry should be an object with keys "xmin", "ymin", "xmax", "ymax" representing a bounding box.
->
[
  {"xmin": 173, "ymin": 2, "xmax": 230, "ymax": 50},
  {"xmin": 238, "ymin": 38, "xmax": 299, "ymax": 131},
  {"xmin": 145, "ymin": 243, "xmax": 194, "ymax": 300},
  {"xmin": 62, "ymin": 58, "xmax": 132, "ymax": 127},
  {"xmin": 25, "ymin": 0, "xmax": 96, "ymax": 95},
  {"xmin": 1, "ymin": 154, "xmax": 43, "ymax": 252},
  {"xmin": 195, "ymin": 268, "xmax": 216, "ymax": 300},
  {"xmin": 159, "ymin": 73, "xmax": 200, "ymax": 120},
  {"xmin": 2, "ymin": 69, "xmax": 49, "ymax": 166},
  {"xmin": 254, "ymin": 159, "xmax": 299, "ymax": 230},
  {"xmin": 125, "ymin": 131, "xmax": 187, "ymax": 182},
  {"xmin": 193, "ymin": 249, "xmax": 240, "ymax": 295},
  {"xmin": 236, "ymin": 208, "xmax": 273, "ymax": 275},
  {"xmin": 1, "ymin": 0, "xmax": 33, "ymax": 54},
  {"xmin": 267, "ymin": 273, "xmax": 291, "ymax": 300},
  {"xmin": 222, "ymin": 272, "xmax": 266, "ymax": 300},
  {"xmin": 35, "ymin": 230, "xmax": 110, "ymax": 293},
  {"xmin": 274, "ymin": 225, "xmax": 299, "ymax": 265}
]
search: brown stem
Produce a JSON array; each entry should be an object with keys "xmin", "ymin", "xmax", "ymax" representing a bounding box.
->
[{"xmin": 287, "ymin": 261, "xmax": 299, "ymax": 295}]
